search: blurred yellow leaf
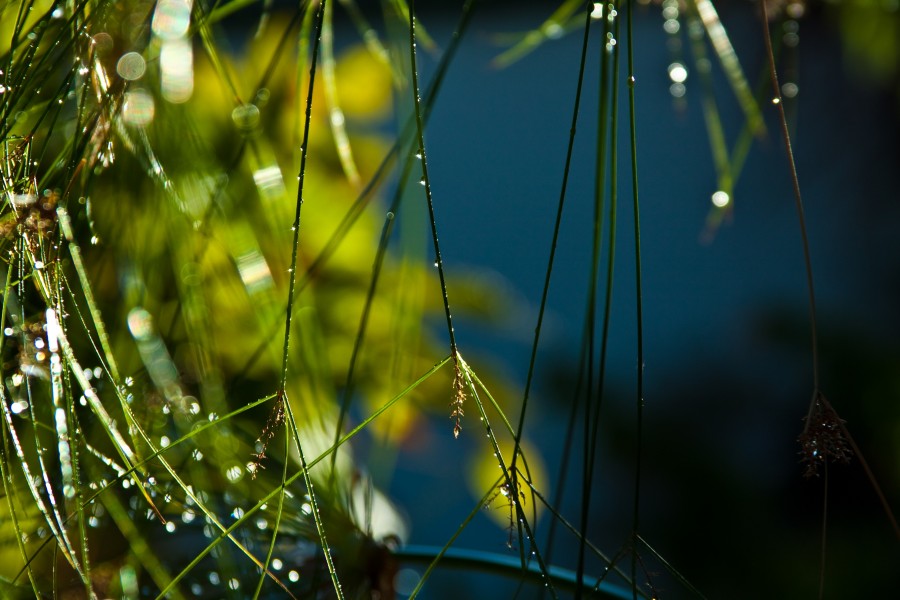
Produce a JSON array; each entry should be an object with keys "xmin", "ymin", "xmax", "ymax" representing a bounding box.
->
[{"xmin": 335, "ymin": 45, "xmax": 393, "ymax": 121}]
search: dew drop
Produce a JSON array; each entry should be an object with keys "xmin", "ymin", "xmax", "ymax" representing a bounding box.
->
[
  {"xmin": 711, "ymin": 190, "xmax": 730, "ymax": 208},
  {"xmin": 165, "ymin": 521, "xmax": 176, "ymax": 533},
  {"xmin": 288, "ymin": 570, "xmax": 300, "ymax": 582},
  {"xmin": 117, "ymin": 52, "xmax": 146, "ymax": 81},
  {"xmin": 667, "ymin": 62, "xmax": 688, "ymax": 83},
  {"xmin": 231, "ymin": 104, "xmax": 260, "ymax": 131},
  {"xmin": 419, "ymin": 177, "xmax": 426, "ymax": 186},
  {"xmin": 783, "ymin": 31, "xmax": 800, "ymax": 48},
  {"xmin": 543, "ymin": 22, "xmax": 563, "ymax": 39},
  {"xmin": 272, "ymin": 558, "xmax": 283, "ymax": 570},
  {"xmin": 225, "ymin": 464, "xmax": 244, "ymax": 483},
  {"xmin": 787, "ymin": 3, "xmax": 805, "ymax": 18},
  {"xmin": 123, "ymin": 88, "xmax": 155, "ymax": 126}
]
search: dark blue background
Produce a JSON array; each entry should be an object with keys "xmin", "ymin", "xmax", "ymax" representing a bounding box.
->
[{"xmin": 334, "ymin": 3, "xmax": 900, "ymax": 597}]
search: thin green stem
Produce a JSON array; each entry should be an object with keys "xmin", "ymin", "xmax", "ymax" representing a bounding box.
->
[
  {"xmin": 577, "ymin": 6, "xmax": 613, "ymax": 596},
  {"xmin": 625, "ymin": 0, "xmax": 644, "ymax": 596},
  {"xmin": 279, "ymin": 0, "xmax": 322, "ymax": 394},
  {"xmin": 330, "ymin": 0, "xmax": 479, "ymax": 466},
  {"xmin": 758, "ymin": 0, "xmax": 818, "ymax": 394},
  {"xmin": 407, "ymin": 0, "xmax": 457, "ymax": 357},
  {"xmin": 274, "ymin": 1, "xmax": 343, "ymax": 597},
  {"xmin": 513, "ymin": 0, "xmax": 593, "ymax": 490}
]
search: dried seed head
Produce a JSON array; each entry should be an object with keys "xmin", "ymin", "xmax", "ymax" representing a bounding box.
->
[
  {"xmin": 250, "ymin": 397, "xmax": 285, "ymax": 478},
  {"xmin": 799, "ymin": 393, "xmax": 852, "ymax": 478},
  {"xmin": 450, "ymin": 361, "xmax": 466, "ymax": 439}
]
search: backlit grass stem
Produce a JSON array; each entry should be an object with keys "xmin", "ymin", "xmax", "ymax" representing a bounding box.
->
[{"xmin": 625, "ymin": 0, "xmax": 645, "ymax": 596}]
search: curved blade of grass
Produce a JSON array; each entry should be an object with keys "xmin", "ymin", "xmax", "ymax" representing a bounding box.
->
[
  {"xmin": 0, "ymin": 344, "xmax": 85, "ymax": 584},
  {"xmin": 689, "ymin": 0, "xmax": 763, "ymax": 136},
  {"xmin": 57, "ymin": 209, "xmax": 120, "ymax": 381},
  {"xmin": 322, "ymin": 0, "xmax": 361, "ymax": 187},
  {"xmin": 0, "ymin": 428, "xmax": 42, "ymax": 596},
  {"xmin": 0, "ymin": 262, "xmax": 45, "ymax": 596},
  {"xmin": 390, "ymin": 0, "xmax": 437, "ymax": 52},
  {"xmin": 9, "ymin": 233, "xmax": 133, "ymax": 583},
  {"xmin": 194, "ymin": 1, "xmax": 244, "ymax": 105},
  {"xmin": 492, "ymin": 0, "xmax": 584, "ymax": 68},
  {"xmin": 701, "ymin": 40, "xmax": 777, "ymax": 239},
  {"xmin": 199, "ymin": 0, "xmax": 259, "ymax": 26},
  {"xmin": 0, "ymin": 387, "xmax": 81, "ymax": 577},
  {"xmin": 336, "ymin": 0, "xmax": 392, "ymax": 69},
  {"xmin": 685, "ymin": 8, "xmax": 732, "ymax": 203}
]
